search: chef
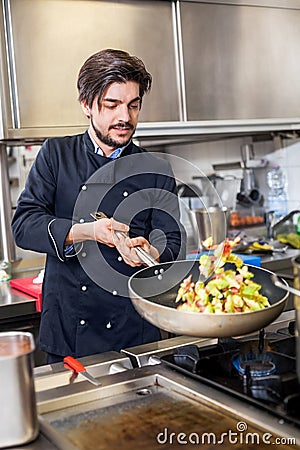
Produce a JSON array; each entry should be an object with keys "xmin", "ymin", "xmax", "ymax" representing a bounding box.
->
[{"xmin": 12, "ymin": 49, "xmax": 185, "ymax": 363}]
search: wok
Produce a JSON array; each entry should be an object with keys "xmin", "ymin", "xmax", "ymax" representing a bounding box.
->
[{"xmin": 128, "ymin": 260, "xmax": 289, "ymax": 338}]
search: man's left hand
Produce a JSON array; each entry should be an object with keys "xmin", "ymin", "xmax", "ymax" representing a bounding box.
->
[{"xmin": 115, "ymin": 235, "xmax": 159, "ymax": 267}]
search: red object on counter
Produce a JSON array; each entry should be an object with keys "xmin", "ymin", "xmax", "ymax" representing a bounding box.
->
[
  {"xmin": 63, "ymin": 356, "xmax": 101, "ymax": 386},
  {"xmin": 9, "ymin": 277, "xmax": 42, "ymax": 312}
]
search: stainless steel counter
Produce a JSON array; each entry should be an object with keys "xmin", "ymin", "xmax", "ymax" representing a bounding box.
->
[
  {"xmin": 37, "ymin": 364, "xmax": 299, "ymax": 450},
  {"xmin": 0, "ymin": 280, "xmax": 45, "ymax": 366},
  {"xmin": 3, "ymin": 310, "xmax": 298, "ymax": 450},
  {"xmin": 0, "ymin": 259, "xmax": 42, "ymax": 321},
  {"xmin": 260, "ymin": 248, "xmax": 299, "ymax": 270},
  {"xmin": 0, "ymin": 281, "xmax": 38, "ymax": 320},
  {"xmin": 36, "ymin": 315, "xmax": 298, "ymax": 450}
]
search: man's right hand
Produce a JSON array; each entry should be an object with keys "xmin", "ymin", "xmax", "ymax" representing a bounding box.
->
[{"xmin": 65, "ymin": 218, "xmax": 129, "ymax": 247}]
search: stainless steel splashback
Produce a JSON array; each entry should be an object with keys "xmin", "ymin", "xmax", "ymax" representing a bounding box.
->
[
  {"xmin": 0, "ymin": 0, "xmax": 300, "ymax": 140},
  {"xmin": 181, "ymin": 1, "xmax": 300, "ymax": 121},
  {"xmin": 0, "ymin": 0, "xmax": 180, "ymax": 139}
]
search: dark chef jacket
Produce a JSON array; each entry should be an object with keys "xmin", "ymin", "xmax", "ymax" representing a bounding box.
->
[{"xmin": 12, "ymin": 131, "xmax": 185, "ymax": 357}]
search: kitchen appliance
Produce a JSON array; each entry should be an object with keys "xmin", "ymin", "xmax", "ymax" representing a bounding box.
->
[
  {"xmin": 0, "ymin": 331, "xmax": 39, "ymax": 448},
  {"xmin": 237, "ymin": 144, "xmax": 264, "ymax": 207},
  {"xmin": 213, "ymin": 144, "xmax": 266, "ymax": 208},
  {"xmin": 159, "ymin": 321, "xmax": 300, "ymax": 431},
  {"xmin": 128, "ymin": 260, "xmax": 288, "ymax": 338},
  {"xmin": 34, "ymin": 311, "xmax": 299, "ymax": 450},
  {"xmin": 122, "ymin": 311, "xmax": 300, "ymax": 433}
]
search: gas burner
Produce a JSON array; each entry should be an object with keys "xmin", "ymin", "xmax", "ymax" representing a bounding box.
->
[
  {"xmin": 232, "ymin": 353, "xmax": 276, "ymax": 377},
  {"xmin": 161, "ymin": 329, "xmax": 299, "ymax": 427}
]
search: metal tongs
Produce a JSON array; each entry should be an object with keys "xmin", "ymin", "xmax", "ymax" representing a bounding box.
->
[{"xmin": 90, "ymin": 212, "xmax": 157, "ymax": 267}]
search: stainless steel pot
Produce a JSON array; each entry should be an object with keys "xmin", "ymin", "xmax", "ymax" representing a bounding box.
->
[
  {"xmin": 0, "ymin": 331, "xmax": 39, "ymax": 448},
  {"xmin": 128, "ymin": 260, "xmax": 288, "ymax": 338},
  {"xmin": 271, "ymin": 263, "xmax": 300, "ymax": 384},
  {"xmin": 189, "ymin": 206, "xmax": 230, "ymax": 249},
  {"xmin": 292, "ymin": 256, "xmax": 300, "ymax": 384}
]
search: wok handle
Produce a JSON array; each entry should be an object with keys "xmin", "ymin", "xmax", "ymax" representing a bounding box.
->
[
  {"xmin": 274, "ymin": 272, "xmax": 294, "ymax": 281},
  {"xmin": 271, "ymin": 274, "xmax": 300, "ymax": 297}
]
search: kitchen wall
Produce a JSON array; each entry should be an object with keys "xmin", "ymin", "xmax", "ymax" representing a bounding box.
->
[
  {"xmin": 7, "ymin": 134, "xmax": 300, "ymax": 263},
  {"xmin": 268, "ymin": 139, "xmax": 300, "ymax": 213},
  {"xmin": 164, "ymin": 136, "xmax": 300, "ymax": 214},
  {"xmin": 9, "ymin": 136, "xmax": 300, "ymax": 215},
  {"xmin": 9, "ymin": 145, "xmax": 40, "ymax": 208},
  {"xmin": 8, "ymin": 144, "xmax": 44, "ymax": 263}
]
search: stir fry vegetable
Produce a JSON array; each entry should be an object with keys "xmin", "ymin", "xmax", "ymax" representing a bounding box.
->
[{"xmin": 176, "ymin": 238, "xmax": 270, "ymax": 314}]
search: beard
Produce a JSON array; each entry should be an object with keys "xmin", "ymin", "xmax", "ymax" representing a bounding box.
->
[{"xmin": 91, "ymin": 117, "xmax": 135, "ymax": 150}]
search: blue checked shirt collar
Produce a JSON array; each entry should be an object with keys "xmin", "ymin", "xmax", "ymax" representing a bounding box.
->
[{"xmin": 88, "ymin": 128, "xmax": 128, "ymax": 159}]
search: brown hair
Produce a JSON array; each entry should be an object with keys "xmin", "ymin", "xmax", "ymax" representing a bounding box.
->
[{"xmin": 77, "ymin": 49, "xmax": 152, "ymax": 108}]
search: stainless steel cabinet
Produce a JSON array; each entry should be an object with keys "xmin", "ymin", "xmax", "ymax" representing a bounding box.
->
[
  {"xmin": 181, "ymin": 1, "xmax": 300, "ymax": 121},
  {"xmin": 0, "ymin": 0, "xmax": 179, "ymax": 138},
  {"xmin": 2, "ymin": 0, "xmax": 300, "ymax": 140}
]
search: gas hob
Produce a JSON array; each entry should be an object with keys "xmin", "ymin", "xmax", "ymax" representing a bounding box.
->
[
  {"xmin": 33, "ymin": 311, "xmax": 299, "ymax": 450},
  {"xmin": 161, "ymin": 333, "xmax": 299, "ymax": 427}
]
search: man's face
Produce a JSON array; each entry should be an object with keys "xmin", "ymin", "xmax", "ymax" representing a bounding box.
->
[{"xmin": 81, "ymin": 81, "xmax": 141, "ymax": 154}]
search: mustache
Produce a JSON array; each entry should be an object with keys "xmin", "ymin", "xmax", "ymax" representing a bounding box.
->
[{"xmin": 109, "ymin": 122, "xmax": 134, "ymax": 130}]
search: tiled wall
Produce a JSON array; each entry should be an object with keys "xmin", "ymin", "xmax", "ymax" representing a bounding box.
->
[
  {"xmin": 267, "ymin": 139, "xmax": 300, "ymax": 213},
  {"xmin": 165, "ymin": 136, "xmax": 300, "ymax": 214}
]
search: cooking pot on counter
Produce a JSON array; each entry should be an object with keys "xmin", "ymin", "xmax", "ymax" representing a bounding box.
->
[
  {"xmin": 0, "ymin": 331, "xmax": 39, "ymax": 448},
  {"xmin": 189, "ymin": 206, "xmax": 230, "ymax": 249},
  {"xmin": 270, "ymin": 255, "xmax": 300, "ymax": 384},
  {"xmin": 292, "ymin": 256, "xmax": 300, "ymax": 384}
]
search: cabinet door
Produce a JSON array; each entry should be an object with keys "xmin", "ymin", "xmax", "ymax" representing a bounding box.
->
[
  {"xmin": 5, "ymin": 0, "xmax": 179, "ymax": 135},
  {"xmin": 181, "ymin": 1, "xmax": 300, "ymax": 121}
]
